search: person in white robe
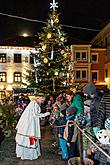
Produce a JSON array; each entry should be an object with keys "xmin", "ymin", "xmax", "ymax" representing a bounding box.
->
[{"xmin": 15, "ymin": 95, "xmax": 50, "ymax": 160}]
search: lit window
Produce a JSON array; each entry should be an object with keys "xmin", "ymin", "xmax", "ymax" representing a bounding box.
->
[
  {"xmin": 14, "ymin": 54, "xmax": 21, "ymax": 63},
  {"xmin": 0, "ymin": 72, "xmax": 6, "ymax": 82},
  {"xmin": 0, "ymin": 54, "xmax": 6, "ymax": 63},
  {"xmin": 14, "ymin": 72, "xmax": 22, "ymax": 82}
]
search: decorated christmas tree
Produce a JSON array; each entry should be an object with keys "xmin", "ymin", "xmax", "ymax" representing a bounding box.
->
[{"xmin": 28, "ymin": 0, "xmax": 73, "ymax": 95}]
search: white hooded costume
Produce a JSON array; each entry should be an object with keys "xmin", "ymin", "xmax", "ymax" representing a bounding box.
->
[{"xmin": 15, "ymin": 100, "xmax": 50, "ymax": 160}]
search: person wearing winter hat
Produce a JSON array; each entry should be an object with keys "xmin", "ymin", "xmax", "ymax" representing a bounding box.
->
[
  {"xmin": 83, "ymin": 83, "xmax": 96, "ymax": 96},
  {"xmin": 58, "ymin": 103, "xmax": 68, "ymax": 160},
  {"xmin": 83, "ymin": 83, "xmax": 102, "ymax": 158},
  {"xmin": 63, "ymin": 106, "xmax": 78, "ymax": 164}
]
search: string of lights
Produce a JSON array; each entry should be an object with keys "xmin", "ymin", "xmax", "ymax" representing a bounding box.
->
[{"xmin": 0, "ymin": 12, "xmax": 101, "ymax": 32}]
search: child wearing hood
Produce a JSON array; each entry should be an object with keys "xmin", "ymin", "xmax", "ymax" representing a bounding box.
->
[{"xmin": 63, "ymin": 106, "xmax": 77, "ymax": 164}]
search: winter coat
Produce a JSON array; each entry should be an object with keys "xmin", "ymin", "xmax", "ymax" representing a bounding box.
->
[
  {"xmin": 70, "ymin": 93, "xmax": 84, "ymax": 115},
  {"xmin": 96, "ymin": 91, "xmax": 110, "ymax": 129},
  {"xmin": 63, "ymin": 116, "xmax": 77, "ymax": 143}
]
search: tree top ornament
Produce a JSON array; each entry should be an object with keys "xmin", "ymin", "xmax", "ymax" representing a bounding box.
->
[{"xmin": 50, "ymin": 0, "xmax": 58, "ymax": 11}]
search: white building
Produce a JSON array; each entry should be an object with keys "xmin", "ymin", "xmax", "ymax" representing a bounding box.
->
[{"xmin": 0, "ymin": 36, "xmax": 36, "ymax": 94}]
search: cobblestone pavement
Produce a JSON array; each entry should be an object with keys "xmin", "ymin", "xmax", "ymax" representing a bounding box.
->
[{"xmin": 0, "ymin": 124, "xmax": 65, "ymax": 165}]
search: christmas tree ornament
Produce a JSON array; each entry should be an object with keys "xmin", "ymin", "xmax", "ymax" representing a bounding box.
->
[
  {"xmin": 42, "ymin": 45, "xmax": 46, "ymax": 51},
  {"xmin": 51, "ymin": 48, "xmax": 54, "ymax": 60},
  {"xmin": 61, "ymin": 50, "xmax": 64, "ymax": 54},
  {"xmin": 55, "ymin": 18, "xmax": 59, "ymax": 23},
  {"xmin": 64, "ymin": 53, "xmax": 67, "ymax": 58},
  {"xmin": 67, "ymin": 73, "xmax": 69, "ymax": 78},
  {"xmin": 61, "ymin": 37, "xmax": 65, "ymax": 42},
  {"xmin": 47, "ymin": 72, "xmax": 49, "ymax": 76},
  {"xmin": 47, "ymin": 33, "xmax": 52, "ymax": 39},
  {"xmin": 43, "ymin": 57, "xmax": 48, "ymax": 64},
  {"xmin": 50, "ymin": 19, "xmax": 54, "ymax": 26},
  {"xmin": 48, "ymin": 63, "xmax": 50, "ymax": 66},
  {"xmin": 55, "ymin": 71, "xmax": 58, "ymax": 76},
  {"xmin": 50, "ymin": 0, "xmax": 58, "ymax": 11}
]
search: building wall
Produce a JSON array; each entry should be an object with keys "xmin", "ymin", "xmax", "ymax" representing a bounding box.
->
[
  {"xmin": 90, "ymin": 49, "xmax": 105, "ymax": 83},
  {"xmin": 91, "ymin": 23, "xmax": 110, "ymax": 88},
  {"xmin": 71, "ymin": 45, "xmax": 106, "ymax": 88},
  {"xmin": 0, "ymin": 46, "xmax": 35, "ymax": 90},
  {"xmin": 105, "ymin": 62, "xmax": 110, "ymax": 89},
  {"xmin": 71, "ymin": 44, "xmax": 91, "ymax": 87}
]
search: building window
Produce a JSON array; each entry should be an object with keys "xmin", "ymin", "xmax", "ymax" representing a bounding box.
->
[
  {"xmin": 14, "ymin": 72, "xmax": 22, "ymax": 82},
  {"xmin": 92, "ymin": 71, "xmax": 98, "ymax": 81},
  {"xmin": 105, "ymin": 69, "xmax": 108, "ymax": 78},
  {"xmin": 76, "ymin": 71, "xmax": 80, "ymax": 80},
  {"xmin": 75, "ymin": 51, "xmax": 87, "ymax": 61},
  {"xmin": 30, "ymin": 56, "xmax": 34, "ymax": 64},
  {"xmin": 76, "ymin": 70, "xmax": 87, "ymax": 80},
  {"xmin": 0, "ymin": 54, "xmax": 6, "ymax": 63},
  {"xmin": 0, "ymin": 72, "xmax": 6, "ymax": 82},
  {"xmin": 82, "ymin": 70, "xmax": 87, "ymax": 80},
  {"xmin": 82, "ymin": 52, "xmax": 87, "ymax": 60},
  {"xmin": 14, "ymin": 54, "xmax": 21, "ymax": 63},
  {"xmin": 25, "ymin": 57, "xmax": 28, "ymax": 63},
  {"xmin": 91, "ymin": 54, "xmax": 98, "ymax": 63},
  {"xmin": 76, "ymin": 52, "xmax": 80, "ymax": 60},
  {"xmin": 7, "ymin": 56, "xmax": 11, "ymax": 62}
]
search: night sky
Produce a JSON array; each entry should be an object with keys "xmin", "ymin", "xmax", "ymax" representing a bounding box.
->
[{"xmin": 0, "ymin": 0, "xmax": 110, "ymax": 42}]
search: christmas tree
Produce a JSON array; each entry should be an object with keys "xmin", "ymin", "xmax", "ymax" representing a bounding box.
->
[{"xmin": 28, "ymin": 0, "xmax": 72, "ymax": 95}]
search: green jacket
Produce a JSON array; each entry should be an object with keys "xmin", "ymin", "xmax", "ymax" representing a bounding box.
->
[{"xmin": 70, "ymin": 93, "xmax": 84, "ymax": 115}]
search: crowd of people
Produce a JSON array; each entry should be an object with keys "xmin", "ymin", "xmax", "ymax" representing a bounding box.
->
[
  {"xmin": 1, "ymin": 83, "xmax": 110, "ymax": 165},
  {"xmin": 44, "ymin": 83, "xmax": 110, "ymax": 165}
]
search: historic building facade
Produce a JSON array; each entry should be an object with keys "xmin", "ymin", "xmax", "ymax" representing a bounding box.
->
[
  {"xmin": 91, "ymin": 22, "xmax": 110, "ymax": 88},
  {"xmin": 0, "ymin": 46, "xmax": 35, "ymax": 92},
  {"xmin": 71, "ymin": 43, "xmax": 106, "ymax": 88}
]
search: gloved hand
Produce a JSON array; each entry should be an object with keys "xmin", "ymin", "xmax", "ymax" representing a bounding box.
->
[{"xmin": 93, "ymin": 127, "xmax": 100, "ymax": 137}]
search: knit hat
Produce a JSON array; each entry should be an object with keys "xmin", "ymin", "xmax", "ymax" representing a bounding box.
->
[
  {"xmin": 83, "ymin": 83, "xmax": 96, "ymax": 95},
  {"xmin": 66, "ymin": 106, "xmax": 77, "ymax": 115}
]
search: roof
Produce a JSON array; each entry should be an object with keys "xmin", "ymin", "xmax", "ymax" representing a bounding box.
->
[
  {"xmin": 0, "ymin": 35, "xmax": 93, "ymax": 47},
  {"xmin": 0, "ymin": 36, "xmax": 38, "ymax": 47},
  {"xmin": 90, "ymin": 44, "xmax": 106, "ymax": 49},
  {"xmin": 67, "ymin": 36, "xmax": 91, "ymax": 45}
]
